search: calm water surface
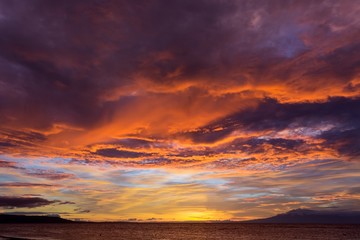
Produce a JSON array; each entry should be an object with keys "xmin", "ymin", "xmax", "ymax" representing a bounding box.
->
[{"xmin": 0, "ymin": 223, "xmax": 359, "ymax": 240}]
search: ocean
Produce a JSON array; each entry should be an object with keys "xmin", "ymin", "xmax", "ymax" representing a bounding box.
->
[{"xmin": 0, "ymin": 223, "xmax": 359, "ymax": 240}]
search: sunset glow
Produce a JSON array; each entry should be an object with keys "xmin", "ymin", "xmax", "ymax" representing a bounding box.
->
[{"xmin": 0, "ymin": 0, "xmax": 359, "ymax": 221}]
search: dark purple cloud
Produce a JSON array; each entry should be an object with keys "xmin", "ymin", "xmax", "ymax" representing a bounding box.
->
[
  {"xmin": 191, "ymin": 97, "xmax": 360, "ymax": 136},
  {"xmin": 0, "ymin": 129, "xmax": 46, "ymax": 154},
  {"xmin": 0, "ymin": 0, "xmax": 358, "ymax": 167},
  {"xmin": 94, "ymin": 148, "xmax": 152, "ymax": 159},
  {"xmin": 0, "ymin": 196, "xmax": 73, "ymax": 209},
  {"xmin": 0, "ymin": 159, "xmax": 21, "ymax": 169},
  {"xmin": 0, "ymin": 0, "xmax": 358, "ymax": 131},
  {"xmin": 320, "ymin": 128, "xmax": 360, "ymax": 158},
  {"xmin": 185, "ymin": 97, "xmax": 360, "ymax": 158}
]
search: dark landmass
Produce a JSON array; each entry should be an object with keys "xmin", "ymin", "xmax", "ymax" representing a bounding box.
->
[
  {"xmin": 0, "ymin": 214, "xmax": 72, "ymax": 224},
  {"xmin": 244, "ymin": 209, "xmax": 360, "ymax": 224}
]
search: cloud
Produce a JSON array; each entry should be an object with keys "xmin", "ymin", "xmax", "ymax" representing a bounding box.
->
[
  {"xmin": 108, "ymin": 138, "xmax": 155, "ymax": 149},
  {"xmin": 182, "ymin": 97, "xmax": 360, "ymax": 159},
  {"xmin": 319, "ymin": 128, "xmax": 360, "ymax": 158},
  {"xmin": 0, "ymin": 159, "xmax": 22, "ymax": 169},
  {"xmin": 0, "ymin": 159, "xmax": 75, "ymax": 180},
  {"xmin": 0, "ymin": 196, "xmax": 73, "ymax": 209},
  {"xmin": 2, "ymin": 211, "xmax": 68, "ymax": 216},
  {"xmin": 0, "ymin": 0, "xmax": 359, "ymax": 221},
  {"xmin": 0, "ymin": 182, "xmax": 59, "ymax": 188},
  {"xmin": 190, "ymin": 97, "xmax": 360, "ymax": 137},
  {"xmin": 25, "ymin": 169, "xmax": 76, "ymax": 180},
  {"xmin": 0, "ymin": 129, "xmax": 47, "ymax": 156},
  {"xmin": 74, "ymin": 208, "xmax": 90, "ymax": 214},
  {"xmin": 94, "ymin": 148, "xmax": 152, "ymax": 159},
  {"xmin": 0, "ymin": 0, "xmax": 358, "ymax": 152}
]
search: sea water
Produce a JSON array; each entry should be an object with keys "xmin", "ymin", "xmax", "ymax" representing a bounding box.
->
[{"xmin": 0, "ymin": 223, "xmax": 359, "ymax": 240}]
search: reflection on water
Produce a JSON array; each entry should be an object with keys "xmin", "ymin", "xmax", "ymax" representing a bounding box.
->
[{"xmin": 0, "ymin": 223, "xmax": 360, "ymax": 240}]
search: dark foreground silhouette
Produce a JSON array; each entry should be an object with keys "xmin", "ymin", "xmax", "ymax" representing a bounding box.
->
[
  {"xmin": 0, "ymin": 214, "xmax": 72, "ymax": 224},
  {"xmin": 244, "ymin": 209, "xmax": 360, "ymax": 224}
]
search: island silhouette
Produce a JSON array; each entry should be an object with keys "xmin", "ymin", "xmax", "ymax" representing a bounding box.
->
[{"xmin": 1, "ymin": 209, "xmax": 360, "ymax": 224}]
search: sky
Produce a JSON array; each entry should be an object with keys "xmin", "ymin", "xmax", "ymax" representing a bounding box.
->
[{"xmin": 0, "ymin": 0, "xmax": 359, "ymax": 221}]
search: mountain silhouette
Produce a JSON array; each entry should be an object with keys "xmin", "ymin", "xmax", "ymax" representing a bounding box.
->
[{"xmin": 244, "ymin": 209, "xmax": 360, "ymax": 224}]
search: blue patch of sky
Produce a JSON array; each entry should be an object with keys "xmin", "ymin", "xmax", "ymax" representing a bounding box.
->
[
  {"xmin": 0, "ymin": 174, "xmax": 21, "ymax": 182},
  {"xmin": 263, "ymin": 24, "xmax": 309, "ymax": 58}
]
